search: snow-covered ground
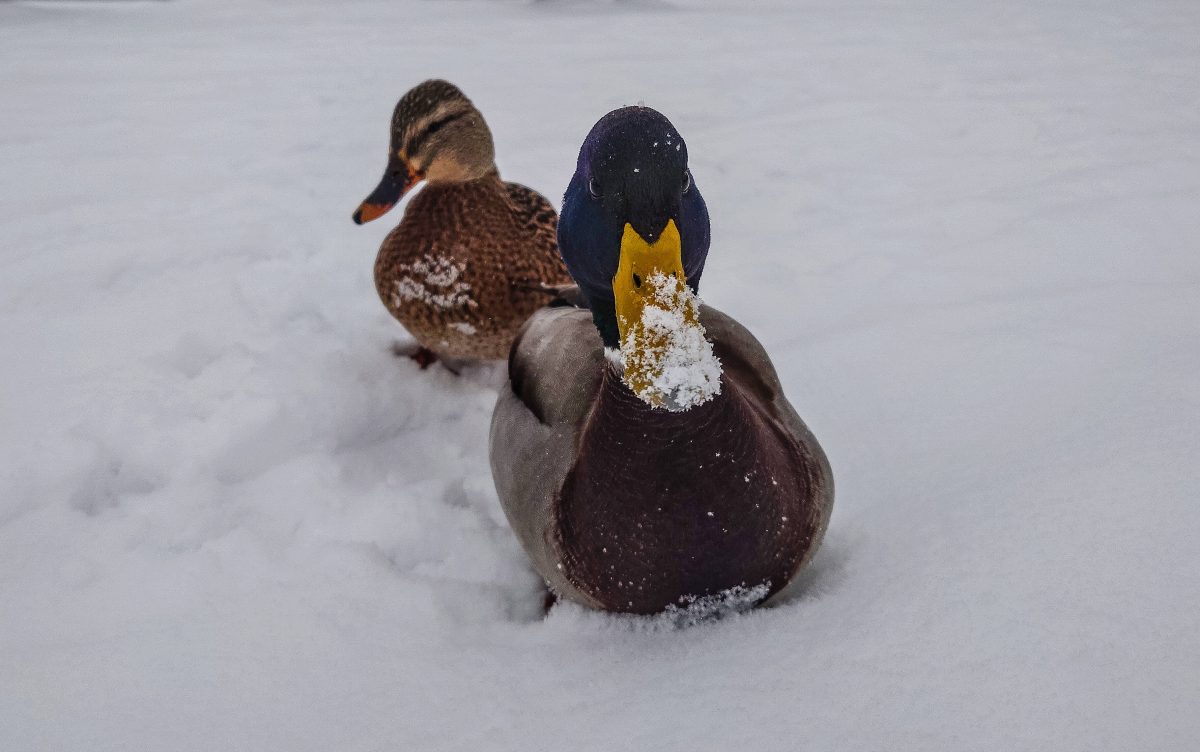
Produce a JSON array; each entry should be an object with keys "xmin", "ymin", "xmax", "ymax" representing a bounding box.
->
[{"xmin": 3, "ymin": 0, "xmax": 1199, "ymax": 749}]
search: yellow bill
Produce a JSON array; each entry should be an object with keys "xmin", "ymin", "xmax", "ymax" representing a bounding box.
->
[
  {"xmin": 613, "ymin": 220, "xmax": 719, "ymax": 410},
  {"xmin": 613, "ymin": 219, "xmax": 689, "ymax": 342}
]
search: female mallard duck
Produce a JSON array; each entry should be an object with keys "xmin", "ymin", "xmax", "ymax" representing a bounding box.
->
[
  {"xmin": 352, "ymin": 79, "xmax": 572, "ymax": 367},
  {"xmin": 490, "ymin": 107, "xmax": 834, "ymax": 614}
]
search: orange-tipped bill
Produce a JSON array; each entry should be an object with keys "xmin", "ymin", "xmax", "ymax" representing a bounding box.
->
[{"xmin": 352, "ymin": 158, "xmax": 422, "ymax": 225}]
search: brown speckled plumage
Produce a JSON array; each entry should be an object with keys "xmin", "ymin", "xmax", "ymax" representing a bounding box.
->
[
  {"xmin": 355, "ymin": 79, "xmax": 571, "ymax": 361},
  {"xmin": 374, "ymin": 172, "xmax": 569, "ymax": 360}
]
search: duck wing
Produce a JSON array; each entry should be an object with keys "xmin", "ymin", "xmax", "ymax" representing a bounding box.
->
[
  {"xmin": 502, "ymin": 181, "xmax": 573, "ymax": 288},
  {"xmin": 490, "ymin": 304, "xmax": 606, "ymax": 605}
]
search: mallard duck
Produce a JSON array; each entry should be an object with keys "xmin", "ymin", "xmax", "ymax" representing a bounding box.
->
[
  {"xmin": 490, "ymin": 107, "xmax": 834, "ymax": 614},
  {"xmin": 352, "ymin": 79, "xmax": 571, "ymax": 367}
]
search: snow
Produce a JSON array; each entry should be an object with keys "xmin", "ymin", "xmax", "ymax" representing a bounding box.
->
[
  {"xmin": 659, "ymin": 583, "xmax": 773, "ymax": 628},
  {"xmin": 618, "ymin": 271, "xmax": 722, "ymax": 410},
  {"xmin": 393, "ymin": 255, "xmax": 475, "ymax": 309},
  {"xmin": 2, "ymin": 0, "xmax": 1199, "ymax": 750}
]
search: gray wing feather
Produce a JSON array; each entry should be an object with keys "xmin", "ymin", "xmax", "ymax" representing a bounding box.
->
[{"xmin": 489, "ymin": 306, "xmax": 605, "ymax": 605}]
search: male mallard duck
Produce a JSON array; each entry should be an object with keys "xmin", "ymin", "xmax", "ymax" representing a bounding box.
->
[
  {"xmin": 352, "ymin": 79, "xmax": 571, "ymax": 366},
  {"xmin": 490, "ymin": 107, "xmax": 834, "ymax": 614}
]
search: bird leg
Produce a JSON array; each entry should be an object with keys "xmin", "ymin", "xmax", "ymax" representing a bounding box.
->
[{"xmin": 391, "ymin": 342, "xmax": 439, "ymax": 370}]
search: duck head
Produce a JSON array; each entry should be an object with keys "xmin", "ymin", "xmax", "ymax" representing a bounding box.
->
[
  {"xmin": 559, "ymin": 107, "xmax": 719, "ymax": 410},
  {"xmin": 353, "ymin": 79, "xmax": 496, "ymax": 224},
  {"xmin": 559, "ymin": 107, "xmax": 711, "ymax": 346}
]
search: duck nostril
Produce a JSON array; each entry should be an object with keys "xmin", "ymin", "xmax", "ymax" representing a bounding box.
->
[{"xmin": 633, "ymin": 273, "xmax": 642, "ymax": 289}]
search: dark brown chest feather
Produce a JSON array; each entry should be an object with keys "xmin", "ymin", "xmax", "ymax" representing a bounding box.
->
[{"xmin": 554, "ymin": 368, "xmax": 823, "ymax": 614}]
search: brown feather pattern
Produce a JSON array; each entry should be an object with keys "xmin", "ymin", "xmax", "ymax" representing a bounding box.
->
[{"xmin": 373, "ymin": 171, "xmax": 571, "ymax": 360}]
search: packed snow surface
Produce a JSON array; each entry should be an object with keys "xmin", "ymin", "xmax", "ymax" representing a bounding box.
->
[{"xmin": 2, "ymin": 1, "xmax": 1199, "ymax": 750}]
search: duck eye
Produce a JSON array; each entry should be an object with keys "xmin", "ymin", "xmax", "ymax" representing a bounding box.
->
[
  {"xmin": 588, "ymin": 176, "xmax": 602, "ymax": 199},
  {"xmin": 682, "ymin": 169, "xmax": 692, "ymax": 195}
]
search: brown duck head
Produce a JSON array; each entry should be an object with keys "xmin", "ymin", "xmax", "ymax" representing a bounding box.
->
[{"xmin": 352, "ymin": 79, "xmax": 497, "ymax": 225}]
